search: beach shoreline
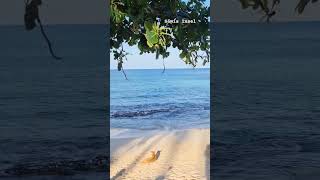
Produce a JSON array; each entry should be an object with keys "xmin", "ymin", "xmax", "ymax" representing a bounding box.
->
[{"xmin": 110, "ymin": 128, "xmax": 210, "ymax": 180}]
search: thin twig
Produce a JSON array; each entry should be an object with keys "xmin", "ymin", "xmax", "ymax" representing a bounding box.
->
[
  {"xmin": 162, "ymin": 58, "xmax": 166, "ymax": 74},
  {"xmin": 37, "ymin": 18, "xmax": 62, "ymax": 60},
  {"xmin": 121, "ymin": 66, "xmax": 128, "ymax": 80}
]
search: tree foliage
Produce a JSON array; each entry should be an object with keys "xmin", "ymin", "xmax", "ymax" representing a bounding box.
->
[
  {"xmin": 110, "ymin": 0, "xmax": 320, "ymax": 71},
  {"xmin": 110, "ymin": 0, "xmax": 210, "ymax": 71},
  {"xmin": 239, "ymin": 0, "xmax": 319, "ymax": 22}
]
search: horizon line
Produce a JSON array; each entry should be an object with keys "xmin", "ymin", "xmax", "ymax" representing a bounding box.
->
[
  {"xmin": 0, "ymin": 23, "xmax": 108, "ymax": 27},
  {"xmin": 110, "ymin": 67, "xmax": 210, "ymax": 70}
]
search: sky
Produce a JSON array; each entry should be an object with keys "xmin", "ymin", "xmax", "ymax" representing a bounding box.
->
[
  {"xmin": 110, "ymin": 45, "xmax": 210, "ymax": 70},
  {"xmin": 1, "ymin": 0, "xmax": 320, "ymax": 25},
  {"xmin": 0, "ymin": 0, "xmax": 108, "ymax": 25}
]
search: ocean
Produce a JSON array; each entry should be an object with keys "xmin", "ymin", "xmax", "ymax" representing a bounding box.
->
[
  {"xmin": 0, "ymin": 25, "xmax": 108, "ymax": 179},
  {"xmin": 110, "ymin": 68, "xmax": 210, "ymax": 138},
  {"xmin": 213, "ymin": 22, "xmax": 320, "ymax": 179},
  {"xmin": 2, "ymin": 21, "xmax": 320, "ymax": 180}
]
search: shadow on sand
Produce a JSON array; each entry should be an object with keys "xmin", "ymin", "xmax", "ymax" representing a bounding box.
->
[{"xmin": 110, "ymin": 136, "xmax": 164, "ymax": 180}]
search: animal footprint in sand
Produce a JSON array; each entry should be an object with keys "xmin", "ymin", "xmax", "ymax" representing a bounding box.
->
[{"xmin": 142, "ymin": 151, "xmax": 160, "ymax": 164}]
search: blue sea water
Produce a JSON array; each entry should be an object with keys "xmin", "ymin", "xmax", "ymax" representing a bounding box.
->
[
  {"xmin": 213, "ymin": 22, "xmax": 320, "ymax": 180},
  {"xmin": 0, "ymin": 25, "xmax": 107, "ymax": 179},
  {"xmin": 110, "ymin": 68, "xmax": 210, "ymax": 134}
]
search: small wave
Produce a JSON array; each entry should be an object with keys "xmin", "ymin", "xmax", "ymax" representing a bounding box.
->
[{"xmin": 111, "ymin": 109, "xmax": 171, "ymax": 118}]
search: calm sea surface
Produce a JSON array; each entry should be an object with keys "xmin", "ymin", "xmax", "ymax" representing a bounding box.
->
[
  {"xmin": 110, "ymin": 68, "xmax": 210, "ymax": 136},
  {"xmin": 213, "ymin": 22, "xmax": 320, "ymax": 180},
  {"xmin": 0, "ymin": 25, "xmax": 107, "ymax": 179}
]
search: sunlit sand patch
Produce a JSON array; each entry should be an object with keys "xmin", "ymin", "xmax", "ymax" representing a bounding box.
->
[{"xmin": 110, "ymin": 129, "xmax": 210, "ymax": 179}]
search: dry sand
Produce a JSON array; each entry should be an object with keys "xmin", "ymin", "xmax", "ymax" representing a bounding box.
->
[{"xmin": 110, "ymin": 129, "xmax": 210, "ymax": 180}]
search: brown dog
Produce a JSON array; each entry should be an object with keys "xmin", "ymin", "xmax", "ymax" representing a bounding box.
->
[{"xmin": 142, "ymin": 151, "xmax": 161, "ymax": 164}]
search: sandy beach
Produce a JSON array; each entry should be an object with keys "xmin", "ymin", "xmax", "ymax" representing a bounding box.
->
[{"xmin": 110, "ymin": 129, "xmax": 210, "ymax": 180}]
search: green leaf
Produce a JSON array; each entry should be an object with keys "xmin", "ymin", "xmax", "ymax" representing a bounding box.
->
[{"xmin": 144, "ymin": 21, "xmax": 159, "ymax": 47}]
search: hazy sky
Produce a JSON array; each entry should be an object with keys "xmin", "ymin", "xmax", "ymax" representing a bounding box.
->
[
  {"xmin": 0, "ymin": 0, "xmax": 108, "ymax": 25},
  {"xmin": 1, "ymin": 0, "xmax": 320, "ymax": 25}
]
